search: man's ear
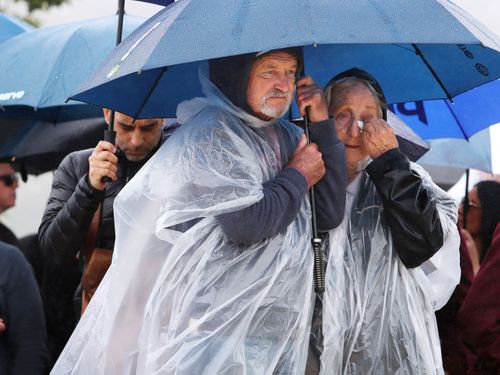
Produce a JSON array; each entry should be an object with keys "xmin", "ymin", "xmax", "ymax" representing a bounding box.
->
[{"xmin": 102, "ymin": 108, "xmax": 110, "ymax": 124}]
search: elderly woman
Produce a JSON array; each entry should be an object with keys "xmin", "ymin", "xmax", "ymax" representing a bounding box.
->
[{"xmin": 317, "ymin": 69, "xmax": 460, "ymax": 374}]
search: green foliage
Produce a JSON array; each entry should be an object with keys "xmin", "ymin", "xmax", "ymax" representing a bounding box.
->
[{"xmin": 15, "ymin": 0, "xmax": 70, "ymax": 12}]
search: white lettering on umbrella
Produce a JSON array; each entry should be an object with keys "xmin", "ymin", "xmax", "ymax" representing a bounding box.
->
[{"xmin": 0, "ymin": 90, "xmax": 25, "ymax": 101}]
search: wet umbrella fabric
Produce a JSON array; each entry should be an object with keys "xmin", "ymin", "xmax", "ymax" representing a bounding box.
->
[
  {"xmin": 0, "ymin": 12, "xmax": 34, "ymax": 44},
  {"xmin": 70, "ymin": 0, "xmax": 500, "ymax": 119},
  {"xmin": 0, "ymin": 15, "xmax": 146, "ymax": 174},
  {"xmin": 0, "ymin": 14, "xmax": 146, "ymax": 113},
  {"xmin": 390, "ymin": 79, "xmax": 500, "ymax": 140}
]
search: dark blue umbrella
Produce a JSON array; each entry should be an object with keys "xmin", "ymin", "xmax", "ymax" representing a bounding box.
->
[
  {"xmin": 390, "ymin": 79, "xmax": 500, "ymax": 140},
  {"xmin": 69, "ymin": 0, "xmax": 500, "ymax": 119},
  {"xmin": 0, "ymin": 12, "xmax": 34, "ymax": 44},
  {"xmin": 134, "ymin": 0, "xmax": 174, "ymax": 6}
]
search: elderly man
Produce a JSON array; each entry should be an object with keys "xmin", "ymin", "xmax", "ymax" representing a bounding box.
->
[
  {"xmin": 0, "ymin": 163, "xmax": 19, "ymax": 248},
  {"xmin": 52, "ymin": 49, "xmax": 346, "ymax": 374},
  {"xmin": 38, "ymin": 110, "xmax": 169, "ymax": 363},
  {"xmin": 316, "ymin": 68, "xmax": 460, "ymax": 374}
]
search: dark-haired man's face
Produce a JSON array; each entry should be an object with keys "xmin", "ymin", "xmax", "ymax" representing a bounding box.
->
[{"xmin": 246, "ymin": 52, "xmax": 297, "ymax": 121}]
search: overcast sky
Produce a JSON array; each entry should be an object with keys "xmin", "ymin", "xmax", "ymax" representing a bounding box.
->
[{"xmin": 1, "ymin": 0, "xmax": 498, "ymax": 38}]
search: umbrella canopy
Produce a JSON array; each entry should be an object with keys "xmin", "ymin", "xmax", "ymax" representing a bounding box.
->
[
  {"xmin": 418, "ymin": 127, "xmax": 497, "ymax": 173},
  {"xmin": 0, "ymin": 14, "xmax": 147, "ymax": 175},
  {"xmin": 69, "ymin": 0, "xmax": 500, "ymax": 119},
  {"xmin": 0, "ymin": 14, "xmax": 146, "ymax": 116},
  {"xmin": 0, "ymin": 12, "xmax": 34, "ymax": 44},
  {"xmin": 0, "ymin": 107, "xmax": 105, "ymax": 175},
  {"xmin": 390, "ymin": 79, "xmax": 500, "ymax": 140}
]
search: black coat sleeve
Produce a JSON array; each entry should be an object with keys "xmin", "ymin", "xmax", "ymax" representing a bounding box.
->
[
  {"xmin": 365, "ymin": 148, "xmax": 444, "ymax": 268},
  {"xmin": 217, "ymin": 119, "xmax": 346, "ymax": 245},
  {"xmin": 38, "ymin": 151, "xmax": 105, "ymax": 264}
]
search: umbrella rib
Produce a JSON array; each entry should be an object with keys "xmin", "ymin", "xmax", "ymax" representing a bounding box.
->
[
  {"xmin": 411, "ymin": 44, "xmax": 454, "ymax": 102},
  {"xmin": 133, "ymin": 67, "xmax": 167, "ymax": 119},
  {"xmin": 444, "ymin": 100, "xmax": 469, "ymax": 140}
]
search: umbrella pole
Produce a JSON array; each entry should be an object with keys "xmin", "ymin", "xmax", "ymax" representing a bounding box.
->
[
  {"xmin": 463, "ymin": 168, "xmax": 470, "ymax": 229},
  {"xmin": 300, "ymin": 70, "xmax": 325, "ymax": 294},
  {"xmin": 102, "ymin": 0, "xmax": 126, "ymax": 182}
]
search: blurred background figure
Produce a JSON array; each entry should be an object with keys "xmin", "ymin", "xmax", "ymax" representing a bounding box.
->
[
  {"xmin": 0, "ymin": 163, "xmax": 20, "ymax": 248},
  {"xmin": 0, "ymin": 241, "xmax": 49, "ymax": 374},
  {"xmin": 437, "ymin": 180, "xmax": 500, "ymax": 374}
]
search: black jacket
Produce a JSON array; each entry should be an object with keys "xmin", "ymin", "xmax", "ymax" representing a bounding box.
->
[
  {"xmin": 38, "ymin": 129, "xmax": 173, "ymax": 263},
  {"xmin": 0, "ymin": 242, "xmax": 49, "ymax": 375}
]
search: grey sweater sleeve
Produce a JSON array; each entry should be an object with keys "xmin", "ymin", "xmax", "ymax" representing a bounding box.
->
[{"xmin": 217, "ymin": 119, "xmax": 345, "ymax": 245}]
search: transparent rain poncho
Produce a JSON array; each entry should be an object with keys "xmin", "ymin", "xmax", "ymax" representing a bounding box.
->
[
  {"xmin": 53, "ymin": 71, "xmax": 459, "ymax": 374},
  {"xmin": 320, "ymin": 164, "xmax": 460, "ymax": 374},
  {"xmin": 52, "ymin": 74, "xmax": 316, "ymax": 374}
]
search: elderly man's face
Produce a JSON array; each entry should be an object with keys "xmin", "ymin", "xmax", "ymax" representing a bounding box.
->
[
  {"xmin": 329, "ymin": 82, "xmax": 380, "ymax": 168},
  {"xmin": 0, "ymin": 163, "xmax": 18, "ymax": 213},
  {"xmin": 246, "ymin": 52, "xmax": 297, "ymax": 121},
  {"xmin": 103, "ymin": 110, "xmax": 164, "ymax": 162}
]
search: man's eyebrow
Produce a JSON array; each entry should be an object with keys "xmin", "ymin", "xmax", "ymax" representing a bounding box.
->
[{"xmin": 117, "ymin": 120, "xmax": 134, "ymax": 128}]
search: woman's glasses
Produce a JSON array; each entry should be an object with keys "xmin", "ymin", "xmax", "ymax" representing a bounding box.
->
[
  {"xmin": 461, "ymin": 197, "xmax": 481, "ymax": 209},
  {"xmin": 0, "ymin": 174, "xmax": 18, "ymax": 187}
]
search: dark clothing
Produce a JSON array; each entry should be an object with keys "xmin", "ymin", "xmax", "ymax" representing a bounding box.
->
[
  {"xmin": 436, "ymin": 229, "xmax": 476, "ymax": 375},
  {"xmin": 366, "ymin": 148, "xmax": 444, "ymax": 268},
  {"xmin": 0, "ymin": 242, "xmax": 49, "ymax": 375},
  {"xmin": 37, "ymin": 127, "xmax": 172, "ymax": 365},
  {"xmin": 0, "ymin": 223, "xmax": 19, "ymax": 249},
  {"xmin": 217, "ymin": 118, "xmax": 346, "ymax": 244},
  {"xmin": 459, "ymin": 223, "xmax": 500, "ymax": 374}
]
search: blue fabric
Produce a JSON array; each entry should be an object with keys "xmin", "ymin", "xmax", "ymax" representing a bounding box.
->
[
  {"xmin": 389, "ymin": 79, "xmax": 500, "ymax": 139},
  {"xmin": 0, "ymin": 15, "xmax": 145, "ymax": 110},
  {"xmin": 0, "ymin": 12, "xmax": 33, "ymax": 44},
  {"xmin": 68, "ymin": 0, "xmax": 500, "ymax": 119}
]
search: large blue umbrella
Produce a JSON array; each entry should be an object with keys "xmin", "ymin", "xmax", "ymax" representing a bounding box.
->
[
  {"xmin": 0, "ymin": 14, "xmax": 146, "ymax": 175},
  {"xmin": 68, "ymin": 0, "xmax": 500, "ymax": 119},
  {"xmin": 0, "ymin": 12, "xmax": 34, "ymax": 44},
  {"xmin": 0, "ymin": 14, "xmax": 146, "ymax": 118},
  {"xmin": 389, "ymin": 79, "xmax": 500, "ymax": 140}
]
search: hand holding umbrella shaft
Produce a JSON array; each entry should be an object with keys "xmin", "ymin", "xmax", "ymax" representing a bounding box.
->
[
  {"xmin": 287, "ymin": 134, "xmax": 325, "ymax": 188},
  {"xmin": 88, "ymin": 141, "xmax": 118, "ymax": 191},
  {"xmin": 296, "ymin": 76, "xmax": 329, "ymax": 123}
]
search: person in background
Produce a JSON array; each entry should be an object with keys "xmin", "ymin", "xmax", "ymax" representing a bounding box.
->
[
  {"xmin": 0, "ymin": 241, "xmax": 49, "ymax": 374},
  {"xmin": 457, "ymin": 180, "xmax": 500, "ymax": 374},
  {"xmin": 38, "ymin": 110, "xmax": 170, "ymax": 364},
  {"xmin": 0, "ymin": 163, "xmax": 20, "ymax": 248}
]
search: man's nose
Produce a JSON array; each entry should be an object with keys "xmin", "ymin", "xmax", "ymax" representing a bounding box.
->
[
  {"xmin": 129, "ymin": 129, "xmax": 144, "ymax": 146},
  {"xmin": 273, "ymin": 72, "xmax": 290, "ymax": 91}
]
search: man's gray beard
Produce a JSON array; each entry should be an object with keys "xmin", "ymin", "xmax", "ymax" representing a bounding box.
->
[{"xmin": 259, "ymin": 90, "xmax": 292, "ymax": 119}]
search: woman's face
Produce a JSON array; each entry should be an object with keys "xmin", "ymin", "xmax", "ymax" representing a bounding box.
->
[
  {"xmin": 458, "ymin": 187, "xmax": 482, "ymax": 234},
  {"xmin": 328, "ymin": 82, "xmax": 380, "ymax": 172}
]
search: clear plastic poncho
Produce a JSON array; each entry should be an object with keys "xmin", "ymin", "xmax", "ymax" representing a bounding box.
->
[
  {"xmin": 52, "ymin": 74, "xmax": 316, "ymax": 374},
  {"xmin": 321, "ymin": 165, "xmax": 460, "ymax": 374}
]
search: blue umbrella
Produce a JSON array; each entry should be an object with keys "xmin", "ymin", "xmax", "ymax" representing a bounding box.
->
[
  {"xmin": 0, "ymin": 14, "xmax": 146, "ymax": 176},
  {"xmin": 0, "ymin": 12, "xmax": 34, "ymax": 44},
  {"xmin": 68, "ymin": 0, "xmax": 500, "ymax": 119},
  {"xmin": 0, "ymin": 14, "xmax": 146, "ymax": 118},
  {"xmin": 134, "ymin": 0, "xmax": 174, "ymax": 6},
  {"xmin": 389, "ymin": 79, "xmax": 500, "ymax": 140}
]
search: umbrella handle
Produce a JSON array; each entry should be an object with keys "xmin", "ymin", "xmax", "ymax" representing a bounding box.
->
[{"xmin": 101, "ymin": 129, "xmax": 116, "ymax": 183}]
